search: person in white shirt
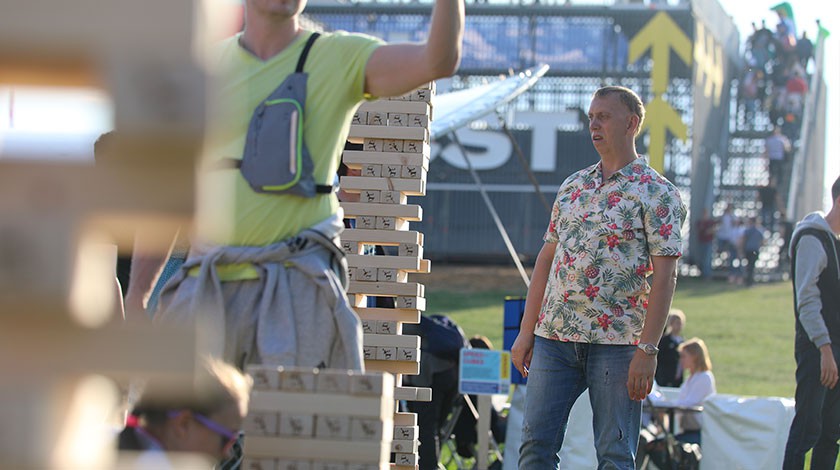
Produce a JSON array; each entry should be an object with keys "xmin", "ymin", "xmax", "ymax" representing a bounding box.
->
[{"xmin": 673, "ymin": 338, "xmax": 716, "ymax": 444}]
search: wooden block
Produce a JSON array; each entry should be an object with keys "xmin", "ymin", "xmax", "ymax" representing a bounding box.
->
[
  {"xmin": 383, "ymin": 140, "xmax": 404, "ymax": 153},
  {"xmin": 375, "ymin": 216, "xmax": 396, "ymax": 230},
  {"xmin": 376, "ymin": 268, "xmax": 407, "ymax": 283},
  {"xmin": 360, "ymin": 190, "xmax": 380, "ymax": 204},
  {"xmin": 244, "ymin": 459, "xmax": 278, "ymax": 470},
  {"xmin": 412, "ymin": 88, "xmax": 432, "ymax": 102},
  {"xmin": 351, "ymin": 111, "xmax": 366, "ymax": 126},
  {"xmin": 364, "ymin": 360, "xmax": 419, "ymax": 375},
  {"xmin": 355, "ymin": 267, "xmax": 377, "ymax": 282},
  {"xmin": 346, "ymin": 255, "xmax": 421, "ymax": 271},
  {"xmin": 396, "ymin": 297, "xmax": 426, "ymax": 311},
  {"xmin": 341, "ymin": 229, "xmax": 422, "ymax": 246},
  {"xmin": 348, "ymin": 125, "xmax": 428, "ymax": 143},
  {"xmin": 366, "ymin": 111, "xmax": 386, "ymax": 126},
  {"xmin": 276, "ymin": 461, "xmax": 311, "ymax": 470},
  {"xmin": 397, "ymin": 347, "xmax": 419, "ymax": 362},
  {"xmin": 394, "ymin": 426, "xmax": 419, "ymax": 441},
  {"xmin": 348, "ymin": 281, "xmax": 424, "ymax": 297},
  {"xmin": 419, "ymin": 259, "xmax": 432, "ymax": 274},
  {"xmin": 338, "ymin": 176, "xmax": 425, "ymax": 196},
  {"xmin": 340, "ymin": 203, "xmax": 422, "ymax": 221},
  {"xmin": 382, "ymin": 164, "xmax": 401, "ymax": 178},
  {"xmin": 380, "ymin": 191, "xmax": 405, "ymax": 205},
  {"xmin": 247, "ymin": 365, "xmax": 281, "ymax": 390},
  {"xmin": 312, "ymin": 463, "xmax": 346, "ymax": 470},
  {"xmin": 364, "ymin": 334, "xmax": 420, "ymax": 349},
  {"xmin": 398, "ymin": 243, "xmax": 422, "ymax": 258},
  {"xmin": 394, "ymin": 453, "xmax": 417, "ymax": 466},
  {"xmin": 361, "ymin": 164, "xmax": 382, "ymax": 178},
  {"xmin": 394, "ymin": 413, "xmax": 417, "ymax": 427},
  {"xmin": 342, "ymin": 150, "xmax": 430, "ymax": 169},
  {"xmin": 341, "ymin": 240, "xmax": 361, "ymax": 255},
  {"xmin": 244, "ymin": 412, "xmax": 279, "ymax": 436},
  {"xmin": 375, "ymin": 346, "xmax": 396, "ymax": 361},
  {"xmin": 393, "ymin": 386, "xmax": 431, "ymax": 402},
  {"xmin": 347, "ymin": 268, "xmax": 356, "ymax": 281},
  {"xmin": 246, "ymin": 437, "xmax": 389, "ymax": 464},
  {"xmin": 346, "ymin": 465, "xmax": 377, "ymax": 470},
  {"xmin": 388, "ymin": 113, "xmax": 408, "ymax": 127},
  {"xmin": 400, "ymin": 166, "xmax": 423, "ymax": 180},
  {"xmin": 408, "ymin": 114, "xmax": 429, "ymax": 128},
  {"xmin": 279, "ymin": 369, "xmax": 317, "ymax": 392},
  {"xmin": 389, "ymin": 92, "xmax": 411, "ymax": 101},
  {"xmin": 278, "ymin": 414, "xmax": 315, "ymax": 438},
  {"xmin": 363, "ymin": 346, "xmax": 376, "ymax": 360},
  {"xmin": 315, "ymin": 370, "xmax": 351, "ymax": 395},
  {"xmin": 251, "ymin": 389, "xmax": 394, "ymax": 419},
  {"xmin": 363, "ymin": 138, "xmax": 383, "ymax": 152},
  {"xmin": 375, "ymin": 320, "xmax": 397, "ymax": 335},
  {"xmin": 361, "ymin": 319, "xmax": 376, "ymax": 334},
  {"xmin": 353, "ymin": 307, "xmax": 421, "ymax": 325},
  {"xmin": 403, "ymin": 140, "xmax": 424, "ymax": 154},
  {"xmin": 349, "ymin": 373, "xmax": 386, "ymax": 396},
  {"xmin": 391, "ymin": 439, "xmax": 419, "ymax": 454},
  {"xmin": 355, "ymin": 215, "xmax": 376, "ymax": 229},
  {"xmin": 358, "ymin": 100, "xmax": 430, "ymax": 116},
  {"xmin": 350, "ymin": 417, "xmax": 383, "ymax": 441},
  {"xmin": 315, "ymin": 415, "xmax": 350, "ymax": 440}
]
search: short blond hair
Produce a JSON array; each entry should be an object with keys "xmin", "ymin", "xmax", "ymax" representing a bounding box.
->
[{"xmin": 678, "ymin": 338, "xmax": 712, "ymax": 372}]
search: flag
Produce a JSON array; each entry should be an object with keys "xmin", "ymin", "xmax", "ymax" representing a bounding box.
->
[
  {"xmin": 770, "ymin": 2, "xmax": 794, "ymax": 21},
  {"xmin": 818, "ymin": 22, "xmax": 831, "ymax": 40}
]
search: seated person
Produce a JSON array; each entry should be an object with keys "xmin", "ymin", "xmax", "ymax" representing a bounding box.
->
[
  {"xmin": 671, "ymin": 337, "xmax": 716, "ymax": 444},
  {"xmin": 117, "ymin": 357, "xmax": 252, "ymax": 466}
]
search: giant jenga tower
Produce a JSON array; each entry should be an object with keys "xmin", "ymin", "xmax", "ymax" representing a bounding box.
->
[
  {"xmin": 341, "ymin": 83, "xmax": 436, "ymax": 469},
  {"xmin": 0, "ymin": 0, "xmax": 222, "ymax": 467}
]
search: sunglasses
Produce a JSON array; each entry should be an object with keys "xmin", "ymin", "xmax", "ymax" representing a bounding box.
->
[{"xmin": 169, "ymin": 410, "xmax": 241, "ymax": 455}]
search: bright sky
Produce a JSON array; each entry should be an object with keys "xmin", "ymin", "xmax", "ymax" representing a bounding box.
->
[{"xmin": 719, "ymin": 0, "xmax": 839, "ymax": 208}]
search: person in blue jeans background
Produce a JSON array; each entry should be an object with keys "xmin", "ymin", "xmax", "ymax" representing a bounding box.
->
[
  {"xmin": 782, "ymin": 175, "xmax": 840, "ymax": 470},
  {"xmin": 510, "ymin": 86, "xmax": 685, "ymax": 469}
]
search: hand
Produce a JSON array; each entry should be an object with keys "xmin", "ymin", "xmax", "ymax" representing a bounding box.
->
[
  {"xmin": 819, "ymin": 345, "xmax": 838, "ymax": 389},
  {"xmin": 627, "ymin": 350, "xmax": 657, "ymax": 401},
  {"xmin": 511, "ymin": 332, "xmax": 535, "ymax": 378}
]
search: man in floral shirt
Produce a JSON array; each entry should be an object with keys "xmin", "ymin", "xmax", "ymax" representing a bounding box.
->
[{"xmin": 512, "ymin": 86, "xmax": 686, "ymax": 469}]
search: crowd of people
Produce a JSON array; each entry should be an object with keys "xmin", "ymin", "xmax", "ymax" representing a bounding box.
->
[{"xmin": 694, "ymin": 205, "xmax": 769, "ymax": 286}]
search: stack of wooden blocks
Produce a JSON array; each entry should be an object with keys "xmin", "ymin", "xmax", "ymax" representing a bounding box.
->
[
  {"xmin": 242, "ymin": 366, "xmax": 396, "ymax": 470},
  {"xmin": 341, "ymin": 83, "xmax": 436, "ymax": 469}
]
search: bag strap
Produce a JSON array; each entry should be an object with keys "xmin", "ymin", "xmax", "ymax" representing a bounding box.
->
[
  {"xmin": 212, "ymin": 32, "xmax": 332, "ymax": 194},
  {"xmin": 295, "ymin": 32, "xmax": 320, "ymax": 73}
]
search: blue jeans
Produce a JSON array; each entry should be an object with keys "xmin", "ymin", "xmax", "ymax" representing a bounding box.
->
[
  {"xmin": 782, "ymin": 338, "xmax": 840, "ymax": 470},
  {"xmin": 519, "ymin": 337, "xmax": 641, "ymax": 469}
]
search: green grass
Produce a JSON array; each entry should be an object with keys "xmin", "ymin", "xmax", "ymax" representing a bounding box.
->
[{"xmin": 426, "ymin": 276, "xmax": 798, "ymax": 398}]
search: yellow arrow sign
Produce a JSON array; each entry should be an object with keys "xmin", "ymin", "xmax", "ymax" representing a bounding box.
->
[
  {"xmin": 641, "ymin": 97, "xmax": 688, "ymax": 172},
  {"xmin": 628, "ymin": 11, "xmax": 693, "ymax": 95}
]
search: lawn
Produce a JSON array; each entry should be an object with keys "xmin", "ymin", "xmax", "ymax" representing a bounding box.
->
[{"xmin": 426, "ymin": 275, "xmax": 798, "ymax": 399}]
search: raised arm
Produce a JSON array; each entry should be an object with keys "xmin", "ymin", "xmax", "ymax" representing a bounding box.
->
[{"xmin": 363, "ymin": 0, "xmax": 464, "ymax": 98}]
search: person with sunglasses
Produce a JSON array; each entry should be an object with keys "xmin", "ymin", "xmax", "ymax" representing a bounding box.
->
[{"xmin": 118, "ymin": 358, "xmax": 252, "ymax": 465}]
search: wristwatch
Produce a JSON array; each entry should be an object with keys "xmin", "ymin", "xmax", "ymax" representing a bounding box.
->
[{"xmin": 637, "ymin": 342, "xmax": 659, "ymax": 355}]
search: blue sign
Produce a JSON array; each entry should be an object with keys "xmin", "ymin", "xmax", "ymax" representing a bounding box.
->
[{"xmin": 459, "ymin": 348, "xmax": 511, "ymax": 396}]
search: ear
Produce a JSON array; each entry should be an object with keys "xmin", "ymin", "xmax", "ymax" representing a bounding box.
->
[{"xmin": 627, "ymin": 115, "xmax": 639, "ymax": 134}]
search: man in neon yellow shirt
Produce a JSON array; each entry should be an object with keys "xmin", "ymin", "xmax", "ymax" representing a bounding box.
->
[{"xmin": 126, "ymin": 0, "xmax": 464, "ymax": 371}]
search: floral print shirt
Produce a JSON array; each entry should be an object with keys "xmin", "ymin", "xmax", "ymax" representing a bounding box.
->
[{"xmin": 535, "ymin": 157, "xmax": 686, "ymax": 345}]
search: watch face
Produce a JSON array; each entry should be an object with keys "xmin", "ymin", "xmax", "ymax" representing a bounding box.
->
[{"xmin": 641, "ymin": 343, "xmax": 657, "ymax": 355}]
